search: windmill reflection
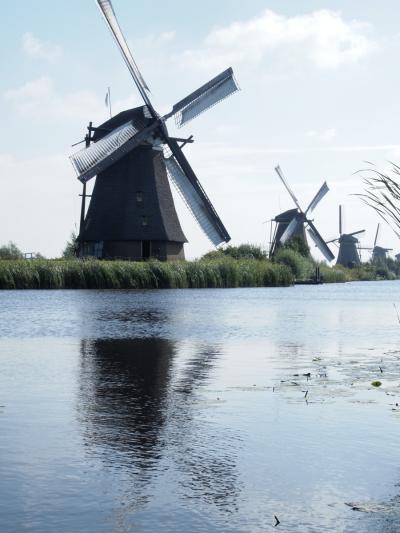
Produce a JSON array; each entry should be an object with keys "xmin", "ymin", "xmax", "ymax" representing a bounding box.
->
[
  {"xmin": 79, "ymin": 338, "xmax": 174, "ymax": 466},
  {"xmin": 78, "ymin": 337, "xmax": 241, "ymax": 516}
]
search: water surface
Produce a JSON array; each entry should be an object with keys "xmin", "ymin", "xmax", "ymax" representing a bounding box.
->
[{"xmin": 1, "ymin": 282, "xmax": 400, "ymax": 532}]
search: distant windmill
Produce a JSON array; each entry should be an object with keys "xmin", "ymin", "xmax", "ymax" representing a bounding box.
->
[
  {"xmin": 326, "ymin": 205, "xmax": 365, "ymax": 267},
  {"xmin": 269, "ymin": 166, "xmax": 334, "ymax": 262},
  {"xmin": 69, "ymin": 0, "xmax": 239, "ymax": 260},
  {"xmin": 371, "ymin": 224, "xmax": 392, "ymax": 261}
]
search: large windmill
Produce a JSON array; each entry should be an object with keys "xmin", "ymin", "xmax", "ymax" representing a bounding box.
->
[
  {"xmin": 326, "ymin": 205, "xmax": 365, "ymax": 267},
  {"xmin": 371, "ymin": 224, "xmax": 392, "ymax": 261},
  {"xmin": 269, "ymin": 166, "xmax": 334, "ymax": 262},
  {"xmin": 70, "ymin": 0, "xmax": 239, "ymax": 260}
]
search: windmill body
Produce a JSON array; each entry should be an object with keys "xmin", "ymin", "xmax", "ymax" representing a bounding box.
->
[
  {"xmin": 71, "ymin": 0, "xmax": 239, "ymax": 260},
  {"xmin": 328, "ymin": 205, "xmax": 364, "ymax": 268},
  {"xmin": 336, "ymin": 234, "xmax": 361, "ymax": 267},
  {"xmin": 372, "ymin": 246, "xmax": 390, "ymax": 261},
  {"xmin": 370, "ymin": 224, "xmax": 392, "ymax": 261},
  {"xmin": 271, "ymin": 208, "xmax": 307, "ymax": 256},
  {"xmin": 79, "ymin": 107, "xmax": 187, "ymax": 260},
  {"xmin": 269, "ymin": 166, "xmax": 334, "ymax": 262}
]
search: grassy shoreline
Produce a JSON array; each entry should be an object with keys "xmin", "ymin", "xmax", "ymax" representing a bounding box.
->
[
  {"xmin": 0, "ymin": 258, "xmax": 293, "ymax": 290},
  {"xmin": 0, "ymin": 254, "xmax": 397, "ymax": 290}
]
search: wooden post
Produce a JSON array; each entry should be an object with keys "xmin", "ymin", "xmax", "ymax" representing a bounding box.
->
[{"xmin": 78, "ymin": 122, "xmax": 92, "ymax": 255}]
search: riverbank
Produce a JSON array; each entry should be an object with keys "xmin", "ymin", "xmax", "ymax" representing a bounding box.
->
[{"xmin": 0, "ymin": 255, "xmax": 396, "ymax": 290}]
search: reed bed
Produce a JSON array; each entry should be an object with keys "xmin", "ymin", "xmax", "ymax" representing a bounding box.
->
[
  {"xmin": 0, "ymin": 258, "xmax": 293, "ymax": 290},
  {"xmin": 273, "ymin": 248, "xmax": 399, "ymax": 283}
]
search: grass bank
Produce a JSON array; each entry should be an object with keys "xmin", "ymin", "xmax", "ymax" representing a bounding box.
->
[
  {"xmin": 0, "ymin": 258, "xmax": 293, "ymax": 290},
  {"xmin": 1, "ymin": 250, "xmax": 397, "ymax": 290},
  {"xmin": 273, "ymin": 248, "xmax": 399, "ymax": 283}
]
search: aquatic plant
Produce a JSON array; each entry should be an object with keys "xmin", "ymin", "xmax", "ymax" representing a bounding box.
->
[
  {"xmin": 1, "ymin": 249, "xmax": 398, "ymax": 290},
  {"xmin": 357, "ymin": 163, "xmax": 400, "ymax": 238},
  {"xmin": 0, "ymin": 257, "xmax": 293, "ymax": 290}
]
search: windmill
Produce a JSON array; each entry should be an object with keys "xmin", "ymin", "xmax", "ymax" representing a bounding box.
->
[
  {"xmin": 326, "ymin": 205, "xmax": 365, "ymax": 267},
  {"xmin": 371, "ymin": 223, "xmax": 392, "ymax": 261},
  {"xmin": 70, "ymin": 0, "xmax": 239, "ymax": 260},
  {"xmin": 269, "ymin": 166, "xmax": 334, "ymax": 262}
]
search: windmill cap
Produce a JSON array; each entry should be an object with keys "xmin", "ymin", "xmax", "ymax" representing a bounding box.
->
[
  {"xmin": 274, "ymin": 208, "xmax": 299, "ymax": 222},
  {"xmin": 93, "ymin": 106, "xmax": 152, "ymax": 142}
]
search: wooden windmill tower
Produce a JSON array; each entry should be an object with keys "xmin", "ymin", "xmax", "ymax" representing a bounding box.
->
[
  {"xmin": 326, "ymin": 205, "xmax": 365, "ymax": 267},
  {"xmin": 269, "ymin": 166, "xmax": 334, "ymax": 262},
  {"xmin": 371, "ymin": 224, "xmax": 392, "ymax": 261},
  {"xmin": 70, "ymin": 0, "xmax": 239, "ymax": 260}
]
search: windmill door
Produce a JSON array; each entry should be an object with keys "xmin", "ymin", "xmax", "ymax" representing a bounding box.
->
[{"xmin": 142, "ymin": 241, "xmax": 151, "ymax": 260}]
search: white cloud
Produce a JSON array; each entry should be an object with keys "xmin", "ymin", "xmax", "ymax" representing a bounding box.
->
[
  {"xmin": 22, "ymin": 32, "xmax": 62, "ymax": 61},
  {"xmin": 5, "ymin": 77, "xmax": 106, "ymax": 122},
  {"xmin": 4, "ymin": 77, "xmax": 143, "ymax": 123},
  {"xmin": 158, "ymin": 31, "xmax": 176, "ymax": 43},
  {"xmin": 182, "ymin": 9, "xmax": 377, "ymax": 71},
  {"xmin": 306, "ymin": 128, "xmax": 337, "ymax": 141}
]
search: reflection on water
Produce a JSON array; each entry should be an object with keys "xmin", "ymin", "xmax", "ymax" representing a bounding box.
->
[
  {"xmin": 78, "ymin": 337, "xmax": 241, "ymax": 528},
  {"xmin": 1, "ymin": 282, "xmax": 400, "ymax": 532},
  {"xmin": 79, "ymin": 338, "xmax": 175, "ymax": 462}
]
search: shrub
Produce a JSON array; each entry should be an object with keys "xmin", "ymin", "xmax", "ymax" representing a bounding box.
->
[
  {"xmin": 274, "ymin": 248, "xmax": 314, "ymax": 279},
  {"xmin": 202, "ymin": 244, "xmax": 267, "ymax": 261},
  {"xmin": 0, "ymin": 241, "xmax": 24, "ymax": 260}
]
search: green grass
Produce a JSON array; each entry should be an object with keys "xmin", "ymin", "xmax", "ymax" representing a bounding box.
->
[
  {"xmin": 273, "ymin": 248, "xmax": 400, "ymax": 283},
  {"xmin": 0, "ymin": 258, "xmax": 294, "ymax": 290},
  {"xmin": 1, "ymin": 251, "xmax": 397, "ymax": 290}
]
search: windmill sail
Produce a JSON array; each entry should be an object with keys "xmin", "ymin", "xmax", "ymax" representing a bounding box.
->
[
  {"xmin": 96, "ymin": 0, "xmax": 152, "ymax": 109},
  {"xmin": 280, "ymin": 216, "xmax": 301, "ymax": 244},
  {"xmin": 169, "ymin": 68, "xmax": 239, "ymax": 127},
  {"xmin": 305, "ymin": 181, "xmax": 329, "ymax": 214},
  {"xmin": 164, "ymin": 140, "xmax": 230, "ymax": 246},
  {"xmin": 70, "ymin": 120, "xmax": 157, "ymax": 182},
  {"xmin": 307, "ymin": 222, "xmax": 335, "ymax": 261},
  {"xmin": 349, "ymin": 229, "xmax": 365, "ymax": 237},
  {"xmin": 374, "ymin": 223, "xmax": 380, "ymax": 247},
  {"xmin": 71, "ymin": 0, "xmax": 238, "ymax": 259},
  {"xmin": 274, "ymin": 166, "xmax": 301, "ymax": 210}
]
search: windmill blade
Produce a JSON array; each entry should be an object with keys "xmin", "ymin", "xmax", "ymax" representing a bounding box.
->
[
  {"xmin": 274, "ymin": 166, "xmax": 301, "ymax": 211},
  {"xmin": 307, "ymin": 221, "xmax": 335, "ymax": 261},
  {"xmin": 70, "ymin": 120, "xmax": 158, "ymax": 182},
  {"xmin": 166, "ymin": 68, "xmax": 239, "ymax": 127},
  {"xmin": 339, "ymin": 205, "xmax": 343, "ymax": 235},
  {"xmin": 374, "ymin": 223, "xmax": 380, "ymax": 247},
  {"xmin": 279, "ymin": 216, "xmax": 300, "ymax": 245},
  {"xmin": 348, "ymin": 229, "xmax": 365, "ymax": 237},
  {"xmin": 305, "ymin": 181, "xmax": 329, "ymax": 215},
  {"xmin": 325, "ymin": 237, "xmax": 339, "ymax": 244},
  {"xmin": 164, "ymin": 138, "xmax": 230, "ymax": 246},
  {"xmin": 96, "ymin": 0, "xmax": 153, "ymax": 111}
]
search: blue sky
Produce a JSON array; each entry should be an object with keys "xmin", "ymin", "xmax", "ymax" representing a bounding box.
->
[{"xmin": 2, "ymin": 1, "xmax": 400, "ymax": 258}]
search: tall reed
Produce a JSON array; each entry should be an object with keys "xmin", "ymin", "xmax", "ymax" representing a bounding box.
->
[{"xmin": 0, "ymin": 258, "xmax": 293, "ymax": 290}]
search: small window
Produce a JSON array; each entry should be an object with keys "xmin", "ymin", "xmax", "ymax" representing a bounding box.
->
[
  {"xmin": 136, "ymin": 191, "xmax": 143, "ymax": 204},
  {"xmin": 141, "ymin": 216, "xmax": 148, "ymax": 227}
]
